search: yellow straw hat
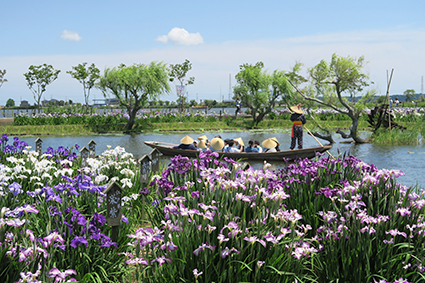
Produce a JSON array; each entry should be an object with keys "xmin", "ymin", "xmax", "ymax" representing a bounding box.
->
[
  {"xmin": 290, "ymin": 104, "xmax": 303, "ymax": 114},
  {"xmin": 270, "ymin": 137, "xmax": 280, "ymax": 146},
  {"xmin": 262, "ymin": 138, "xmax": 277, "ymax": 149},
  {"xmin": 180, "ymin": 135, "xmax": 194, "ymax": 145},
  {"xmin": 198, "ymin": 135, "xmax": 208, "ymax": 141},
  {"xmin": 234, "ymin": 137, "xmax": 244, "ymax": 146},
  {"xmin": 211, "ymin": 137, "xmax": 224, "ymax": 151},
  {"xmin": 198, "ymin": 140, "xmax": 207, "ymax": 149}
]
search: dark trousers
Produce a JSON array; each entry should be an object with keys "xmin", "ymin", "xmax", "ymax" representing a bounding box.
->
[{"xmin": 290, "ymin": 126, "xmax": 303, "ymax": 149}]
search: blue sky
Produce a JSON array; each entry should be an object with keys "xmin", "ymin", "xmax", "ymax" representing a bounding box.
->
[{"xmin": 1, "ymin": 0, "xmax": 425, "ymax": 105}]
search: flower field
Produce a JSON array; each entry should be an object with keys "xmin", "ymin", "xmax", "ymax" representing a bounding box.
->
[
  {"xmin": 1, "ymin": 134, "xmax": 424, "ymax": 282},
  {"xmin": 12, "ymin": 106, "xmax": 425, "ymax": 127}
]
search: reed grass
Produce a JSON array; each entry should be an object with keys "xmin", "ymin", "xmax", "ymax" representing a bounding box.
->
[{"xmin": 372, "ymin": 127, "xmax": 423, "ymax": 145}]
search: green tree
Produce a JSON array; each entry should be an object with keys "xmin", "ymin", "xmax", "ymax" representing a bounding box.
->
[
  {"xmin": 403, "ymin": 89, "xmax": 415, "ymax": 102},
  {"xmin": 168, "ymin": 59, "xmax": 195, "ymax": 112},
  {"xmin": 233, "ymin": 62, "xmax": 295, "ymax": 126},
  {"xmin": 0, "ymin": 69, "xmax": 7, "ymax": 89},
  {"xmin": 24, "ymin": 64, "xmax": 61, "ymax": 113},
  {"xmin": 97, "ymin": 62, "xmax": 170, "ymax": 131},
  {"xmin": 296, "ymin": 53, "xmax": 375, "ymax": 143},
  {"xmin": 67, "ymin": 62, "xmax": 100, "ymax": 106},
  {"xmin": 6, "ymin": 98, "xmax": 15, "ymax": 107}
]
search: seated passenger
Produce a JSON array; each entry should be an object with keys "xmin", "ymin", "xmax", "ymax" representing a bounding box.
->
[
  {"xmin": 210, "ymin": 137, "xmax": 225, "ymax": 152},
  {"xmin": 173, "ymin": 135, "xmax": 197, "ymax": 150},
  {"xmin": 245, "ymin": 140, "xmax": 254, "ymax": 152},
  {"xmin": 198, "ymin": 135, "xmax": 209, "ymax": 151},
  {"xmin": 254, "ymin": 140, "xmax": 263, "ymax": 153},
  {"xmin": 262, "ymin": 138, "xmax": 278, "ymax": 153},
  {"xmin": 270, "ymin": 137, "xmax": 281, "ymax": 152},
  {"xmin": 224, "ymin": 139, "xmax": 241, "ymax": 153},
  {"xmin": 197, "ymin": 139, "xmax": 207, "ymax": 151},
  {"xmin": 234, "ymin": 137, "xmax": 245, "ymax": 152}
]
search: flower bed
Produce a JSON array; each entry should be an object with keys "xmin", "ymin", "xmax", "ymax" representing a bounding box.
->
[{"xmin": 0, "ymin": 134, "xmax": 423, "ymax": 282}]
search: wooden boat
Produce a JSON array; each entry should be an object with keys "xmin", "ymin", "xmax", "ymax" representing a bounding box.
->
[{"xmin": 144, "ymin": 141, "xmax": 332, "ymax": 162}]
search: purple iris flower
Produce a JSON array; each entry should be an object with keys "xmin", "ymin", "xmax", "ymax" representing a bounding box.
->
[
  {"xmin": 71, "ymin": 210, "xmax": 87, "ymax": 226},
  {"xmin": 8, "ymin": 182, "xmax": 23, "ymax": 196},
  {"xmin": 70, "ymin": 236, "xmax": 88, "ymax": 248}
]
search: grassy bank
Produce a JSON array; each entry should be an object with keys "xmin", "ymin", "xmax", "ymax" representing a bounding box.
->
[{"xmin": 0, "ymin": 118, "xmax": 363, "ymax": 136}]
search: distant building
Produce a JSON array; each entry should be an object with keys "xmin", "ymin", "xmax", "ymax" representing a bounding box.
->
[
  {"xmin": 20, "ymin": 100, "xmax": 30, "ymax": 107},
  {"xmin": 106, "ymin": 98, "xmax": 120, "ymax": 106},
  {"xmin": 92, "ymin": 98, "xmax": 120, "ymax": 107},
  {"xmin": 92, "ymin": 98, "xmax": 106, "ymax": 107}
]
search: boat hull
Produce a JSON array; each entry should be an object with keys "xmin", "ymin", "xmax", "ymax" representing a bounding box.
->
[{"xmin": 144, "ymin": 141, "xmax": 332, "ymax": 162}]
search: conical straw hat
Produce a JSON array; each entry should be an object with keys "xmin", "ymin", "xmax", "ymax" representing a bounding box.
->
[
  {"xmin": 262, "ymin": 138, "xmax": 277, "ymax": 149},
  {"xmin": 290, "ymin": 104, "xmax": 303, "ymax": 114},
  {"xmin": 198, "ymin": 135, "xmax": 208, "ymax": 141},
  {"xmin": 180, "ymin": 135, "xmax": 194, "ymax": 145},
  {"xmin": 211, "ymin": 137, "xmax": 224, "ymax": 151},
  {"xmin": 234, "ymin": 137, "xmax": 244, "ymax": 146},
  {"xmin": 270, "ymin": 137, "xmax": 280, "ymax": 146},
  {"xmin": 198, "ymin": 140, "xmax": 206, "ymax": 149}
]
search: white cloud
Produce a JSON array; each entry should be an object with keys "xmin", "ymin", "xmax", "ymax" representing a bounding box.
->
[
  {"xmin": 156, "ymin": 27, "xmax": 204, "ymax": 45},
  {"xmin": 61, "ymin": 30, "xmax": 82, "ymax": 41}
]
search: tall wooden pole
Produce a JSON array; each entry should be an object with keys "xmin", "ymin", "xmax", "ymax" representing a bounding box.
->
[{"xmin": 386, "ymin": 69, "xmax": 394, "ymax": 130}]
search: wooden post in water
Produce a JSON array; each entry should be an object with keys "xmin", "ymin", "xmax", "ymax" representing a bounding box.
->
[{"xmin": 104, "ymin": 182, "xmax": 122, "ymax": 243}]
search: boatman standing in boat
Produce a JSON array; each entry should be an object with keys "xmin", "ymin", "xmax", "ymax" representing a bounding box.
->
[{"xmin": 290, "ymin": 104, "xmax": 307, "ymax": 150}]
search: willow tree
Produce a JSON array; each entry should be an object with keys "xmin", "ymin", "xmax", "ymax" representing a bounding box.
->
[
  {"xmin": 294, "ymin": 54, "xmax": 376, "ymax": 143},
  {"xmin": 233, "ymin": 62, "xmax": 299, "ymax": 126},
  {"xmin": 97, "ymin": 62, "xmax": 170, "ymax": 132}
]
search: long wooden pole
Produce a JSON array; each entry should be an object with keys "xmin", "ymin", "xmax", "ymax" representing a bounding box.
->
[
  {"xmin": 304, "ymin": 125, "xmax": 336, "ymax": 160},
  {"xmin": 386, "ymin": 69, "xmax": 394, "ymax": 130}
]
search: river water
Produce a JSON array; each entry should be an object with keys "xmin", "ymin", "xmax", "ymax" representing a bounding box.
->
[{"xmin": 16, "ymin": 130, "xmax": 425, "ymax": 189}]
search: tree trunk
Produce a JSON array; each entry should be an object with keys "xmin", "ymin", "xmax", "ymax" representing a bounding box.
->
[
  {"xmin": 254, "ymin": 112, "xmax": 266, "ymax": 126},
  {"xmin": 310, "ymin": 132, "xmax": 335, "ymax": 143},
  {"xmin": 335, "ymin": 116, "xmax": 368, "ymax": 143},
  {"xmin": 125, "ymin": 109, "xmax": 137, "ymax": 132}
]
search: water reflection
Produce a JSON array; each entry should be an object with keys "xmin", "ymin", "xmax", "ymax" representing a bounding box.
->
[{"xmin": 17, "ymin": 131, "xmax": 425, "ymax": 189}]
